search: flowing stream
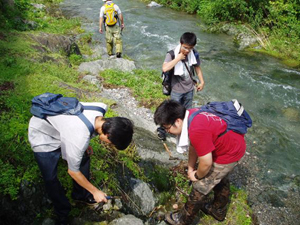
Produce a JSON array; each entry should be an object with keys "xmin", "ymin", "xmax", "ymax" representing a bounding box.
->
[{"xmin": 60, "ymin": 0, "xmax": 300, "ymax": 222}]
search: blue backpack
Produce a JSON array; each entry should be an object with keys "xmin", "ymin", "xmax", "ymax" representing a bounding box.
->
[
  {"xmin": 30, "ymin": 92, "xmax": 106, "ymax": 137},
  {"xmin": 188, "ymin": 99, "xmax": 252, "ymax": 135}
]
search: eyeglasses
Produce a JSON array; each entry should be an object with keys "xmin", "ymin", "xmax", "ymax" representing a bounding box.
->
[
  {"xmin": 181, "ymin": 45, "xmax": 194, "ymax": 52},
  {"xmin": 163, "ymin": 122, "xmax": 175, "ymax": 133}
]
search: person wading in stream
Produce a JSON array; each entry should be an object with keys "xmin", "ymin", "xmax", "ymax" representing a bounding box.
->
[
  {"xmin": 154, "ymin": 100, "xmax": 246, "ymax": 225},
  {"xmin": 99, "ymin": 0, "xmax": 124, "ymax": 58},
  {"xmin": 162, "ymin": 32, "xmax": 205, "ymax": 109},
  {"xmin": 28, "ymin": 100, "xmax": 133, "ymax": 225}
]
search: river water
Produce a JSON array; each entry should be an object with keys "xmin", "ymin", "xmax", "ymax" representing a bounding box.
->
[{"xmin": 60, "ymin": 0, "xmax": 300, "ymax": 222}]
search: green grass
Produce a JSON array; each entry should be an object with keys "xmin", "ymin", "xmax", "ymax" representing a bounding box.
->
[{"xmin": 100, "ymin": 69, "xmax": 167, "ymax": 110}]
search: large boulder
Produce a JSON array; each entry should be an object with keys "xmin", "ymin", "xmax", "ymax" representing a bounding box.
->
[
  {"xmin": 29, "ymin": 32, "xmax": 81, "ymax": 56},
  {"xmin": 127, "ymin": 178, "xmax": 156, "ymax": 217},
  {"xmin": 78, "ymin": 58, "xmax": 136, "ymax": 75},
  {"xmin": 109, "ymin": 214, "xmax": 144, "ymax": 225}
]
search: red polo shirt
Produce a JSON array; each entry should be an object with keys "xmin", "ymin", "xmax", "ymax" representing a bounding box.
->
[{"xmin": 188, "ymin": 108, "xmax": 246, "ymax": 164}]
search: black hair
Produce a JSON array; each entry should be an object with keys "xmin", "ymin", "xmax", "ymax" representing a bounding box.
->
[
  {"xmin": 180, "ymin": 32, "xmax": 197, "ymax": 46},
  {"xmin": 102, "ymin": 117, "xmax": 134, "ymax": 150},
  {"xmin": 154, "ymin": 100, "xmax": 186, "ymax": 126}
]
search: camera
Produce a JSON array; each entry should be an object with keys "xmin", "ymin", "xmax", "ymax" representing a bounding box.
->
[{"xmin": 156, "ymin": 127, "xmax": 167, "ymax": 141}]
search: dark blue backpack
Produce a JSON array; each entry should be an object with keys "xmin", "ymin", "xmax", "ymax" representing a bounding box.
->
[
  {"xmin": 30, "ymin": 92, "xmax": 106, "ymax": 137},
  {"xmin": 188, "ymin": 100, "xmax": 252, "ymax": 135}
]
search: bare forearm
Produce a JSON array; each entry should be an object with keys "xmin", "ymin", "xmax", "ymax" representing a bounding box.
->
[
  {"xmin": 195, "ymin": 66, "xmax": 204, "ymax": 84},
  {"xmin": 196, "ymin": 153, "xmax": 212, "ymax": 179},
  {"xmin": 68, "ymin": 169, "xmax": 97, "ymax": 194},
  {"xmin": 99, "ymin": 17, "xmax": 103, "ymax": 29},
  {"xmin": 119, "ymin": 14, "xmax": 124, "ymax": 25},
  {"xmin": 188, "ymin": 146, "xmax": 198, "ymax": 172},
  {"xmin": 162, "ymin": 58, "xmax": 181, "ymax": 72},
  {"xmin": 196, "ymin": 163, "xmax": 211, "ymax": 178}
]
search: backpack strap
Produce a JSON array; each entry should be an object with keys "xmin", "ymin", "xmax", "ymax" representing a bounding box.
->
[
  {"xmin": 188, "ymin": 108, "xmax": 227, "ymax": 138},
  {"xmin": 78, "ymin": 106, "xmax": 106, "ymax": 137},
  {"xmin": 188, "ymin": 108, "xmax": 202, "ymax": 128},
  {"xmin": 166, "ymin": 49, "xmax": 175, "ymax": 76},
  {"xmin": 168, "ymin": 50, "xmax": 175, "ymax": 59}
]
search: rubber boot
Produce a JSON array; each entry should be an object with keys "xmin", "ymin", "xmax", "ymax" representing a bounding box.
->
[
  {"xmin": 203, "ymin": 176, "xmax": 230, "ymax": 221},
  {"xmin": 165, "ymin": 188, "xmax": 208, "ymax": 225}
]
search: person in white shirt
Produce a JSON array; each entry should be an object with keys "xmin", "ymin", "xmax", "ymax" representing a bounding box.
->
[{"xmin": 28, "ymin": 102, "xmax": 133, "ymax": 224}]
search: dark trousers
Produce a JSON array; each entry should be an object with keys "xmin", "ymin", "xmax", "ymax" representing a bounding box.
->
[{"xmin": 34, "ymin": 148, "xmax": 92, "ymax": 219}]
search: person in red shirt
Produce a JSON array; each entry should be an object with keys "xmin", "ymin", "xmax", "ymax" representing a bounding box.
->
[{"xmin": 154, "ymin": 100, "xmax": 246, "ymax": 225}]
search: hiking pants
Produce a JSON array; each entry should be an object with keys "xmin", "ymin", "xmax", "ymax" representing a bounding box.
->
[
  {"xmin": 34, "ymin": 148, "xmax": 92, "ymax": 220},
  {"xmin": 178, "ymin": 161, "xmax": 241, "ymax": 224},
  {"xmin": 105, "ymin": 25, "xmax": 122, "ymax": 55},
  {"xmin": 171, "ymin": 89, "xmax": 194, "ymax": 109}
]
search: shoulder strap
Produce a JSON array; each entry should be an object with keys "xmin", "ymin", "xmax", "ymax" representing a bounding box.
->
[
  {"xmin": 188, "ymin": 108, "xmax": 202, "ymax": 128},
  {"xmin": 188, "ymin": 108, "xmax": 227, "ymax": 138},
  {"xmin": 77, "ymin": 106, "xmax": 106, "ymax": 137},
  {"xmin": 168, "ymin": 50, "xmax": 175, "ymax": 59}
]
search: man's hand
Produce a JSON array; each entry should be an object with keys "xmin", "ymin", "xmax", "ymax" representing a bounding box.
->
[
  {"xmin": 121, "ymin": 24, "xmax": 125, "ymax": 30},
  {"xmin": 188, "ymin": 170, "xmax": 199, "ymax": 182},
  {"xmin": 93, "ymin": 189, "xmax": 108, "ymax": 203},
  {"xmin": 176, "ymin": 52, "xmax": 186, "ymax": 61},
  {"xmin": 99, "ymin": 28, "xmax": 103, "ymax": 34},
  {"xmin": 196, "ymin": 82, "xmax": 205, "ymax": 92}
]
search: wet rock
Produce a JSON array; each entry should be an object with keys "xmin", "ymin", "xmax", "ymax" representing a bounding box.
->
[
  {"xmin": 127, "ymin": 178, "xmax": 156, "ymax": 217},
  {"xmin": 109, "ymin": 214, "xmax": 143, "ymax": 225},
  {"xmin": 78, "ymin": 58, "xmax": 136, "ymax": 75},
  {"xmin": 147, "ymin": 1, "xmax": 163, "ymax": 7}
]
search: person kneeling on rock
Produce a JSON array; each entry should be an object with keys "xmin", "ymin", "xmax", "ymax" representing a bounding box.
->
[{"xmin": 154, "ymin": 100, "xmax": 246, "ymax": 225}]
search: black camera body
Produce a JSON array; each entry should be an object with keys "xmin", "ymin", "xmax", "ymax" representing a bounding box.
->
[{"xmin": 157, "ymin": 127, "xmax": 167, "ymax": 141}]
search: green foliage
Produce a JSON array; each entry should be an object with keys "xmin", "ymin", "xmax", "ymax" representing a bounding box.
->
[
  {"xmin": 0, "ymin": 0, "xmax": 82, "ymax": 34},
  {"xmin": 0, "ymin": 160, "xmax": 19, "ymax": 199},
  {"xmin": 148, "ymin": 165, "xmax": 172, "ymax": 191},
  {"xmin": 100, "ymin": 69, "xmax": 167, "ymax": 109},
  {"xmin": 154, "ymin": 0, "xmax": 300, "ymax": 65},
  {"xmin": 69, "ymin": 54, "xmax": 83, "ymax": 66},
  {"xmin": 201, "ymin": 186, "xmax": 253, "ymax": 224},
  {"xmin": 0, "ymin": 25, "xmax": 113, "ymax": 200}
]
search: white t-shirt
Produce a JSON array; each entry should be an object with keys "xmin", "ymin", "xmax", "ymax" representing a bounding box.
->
[
  {"xmin": 28, "ymin": 102, "xmax": 107, "ymax": 172},
  {"xmin": 99, "ymin": 1, "xmax": 121, "ymax": 18}
]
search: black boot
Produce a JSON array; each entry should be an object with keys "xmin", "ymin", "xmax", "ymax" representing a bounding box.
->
[
  {"xmin": 116, "ymin": 52, "xmax": 122, "ymax": 58},
  {"xmin": 202, "ymin": 176, "xmax": 230, "ymax": 221},
  {"xmin": 165, "ymin": 188, "xmax": 208, "ymax": 225}
]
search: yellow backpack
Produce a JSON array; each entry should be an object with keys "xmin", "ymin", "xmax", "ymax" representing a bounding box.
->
[{"xmin": 104, "ymin": 3, "xmax": 118, "ymax": 26}]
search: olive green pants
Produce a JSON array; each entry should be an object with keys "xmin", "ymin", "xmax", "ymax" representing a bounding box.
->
[{"xmin": 105, "ymin": 25, "xmax": 122, "ymax": 55}]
